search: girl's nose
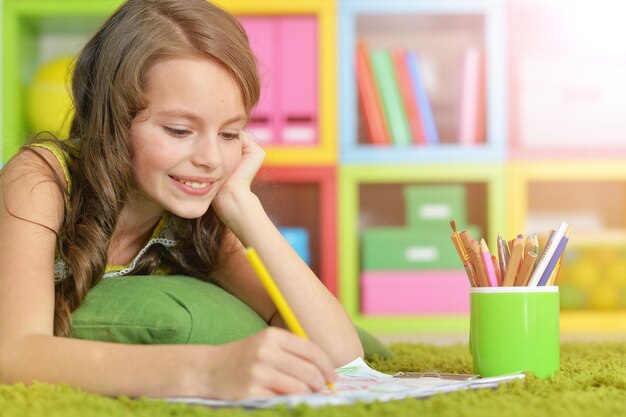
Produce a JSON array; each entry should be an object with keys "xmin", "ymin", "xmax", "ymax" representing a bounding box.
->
[{"xmin": 190, "ymin": 135, "xmax": 222, "ymax": 169}]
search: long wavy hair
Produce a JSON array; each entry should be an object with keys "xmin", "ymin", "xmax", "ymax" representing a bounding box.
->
[{"xmin": 21, "ymin": 0, "xmax": 260, "ymax": 337}]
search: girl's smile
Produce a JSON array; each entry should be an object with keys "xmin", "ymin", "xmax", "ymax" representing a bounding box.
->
[{"xmin": 169, "ymin": 175, "xmax": 216, "ymax": 196}]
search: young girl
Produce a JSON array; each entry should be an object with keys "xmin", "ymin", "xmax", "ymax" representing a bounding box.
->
[{"xmin": 0, "ymin": 0, "xmax": 363, "ymax": 400}]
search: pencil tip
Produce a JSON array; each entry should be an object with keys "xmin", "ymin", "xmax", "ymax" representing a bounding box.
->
[{"xmin": 450, "ymin": 220, "xmax": 457, "ymax": 232}]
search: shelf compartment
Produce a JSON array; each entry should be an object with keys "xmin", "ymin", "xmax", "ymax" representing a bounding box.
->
[
  {"xmin": 339, "ymin": 163, "xmax": 505, "ymax": 332},
  {"xmin": 339, "ymin": 0, "xmax": 507, "ymax": 164},
  {"xmin": 212, "ymin": 0, "xmax": 338, "ymax": 165},
  {"xmin": 2, "ymin": 0, "xmax": 116, "ymax": 160},
  {"xmin": 255, "ymin": 166, "xmax": 337, "ymax": 295},
  {"xmin": 507, "ymin": 161, "xmax": 626, "ymax": 315},
  {"xmin": 508, "ymin": 1, "xmax": 626, "ymax": 158}
]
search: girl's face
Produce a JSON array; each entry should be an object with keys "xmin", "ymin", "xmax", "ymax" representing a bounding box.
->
[{"xmin": 129, "ymin": 55, "xmax": 247, "ymax": 219}]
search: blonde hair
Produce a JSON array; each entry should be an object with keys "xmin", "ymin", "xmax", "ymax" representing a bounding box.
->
[{"xmin": 42, "ymin": 0, "xmax": 260, "ymax": 336}]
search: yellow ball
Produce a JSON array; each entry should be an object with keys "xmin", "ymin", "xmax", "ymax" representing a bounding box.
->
[{"xmin": 27, "ymin": 56, "xmax": 75, "ymax": 138}]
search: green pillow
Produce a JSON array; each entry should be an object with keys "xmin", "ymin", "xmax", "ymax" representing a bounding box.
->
[
  {"xmin": 72, "ymin": 275, "xmax": 267, "ymax": 345},
  {"xmin": 71, "ymin": 275, "xmax": 393, "ymax": 359}
]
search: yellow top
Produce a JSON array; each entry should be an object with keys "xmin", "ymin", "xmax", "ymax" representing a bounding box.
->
[{"xmin": 29, "ymin": 141, "xmax": 177, "ymax": 281}]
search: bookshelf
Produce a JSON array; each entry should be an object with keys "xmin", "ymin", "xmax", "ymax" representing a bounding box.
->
[
  {"xmin": 338, "ymin": 0, "xmax": 626, "ymax": 336},
  {"xmin": 1, "ymin": 0, "xmax": 338, "ymax": 288},
  {"xmin": 337, "ymin": 0, "xmax": 507, "ymax": 335},
  {"xmin": 506, "ymin": 0, "xmax": 626, "ymax": 334},
  {"xmin": 1, "ymin": 0, "xmax": 337, "ymax": 165},
  {"xmin": 3, "ymin": 0, "xmax": 626, "ymax": 337}
]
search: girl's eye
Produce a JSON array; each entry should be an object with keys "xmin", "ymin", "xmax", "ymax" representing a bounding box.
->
[
  {"xmin": 163, "ymin": 126, "xmax": 191, "ymax": 138},
  {"xmin": 220, "ymin": 132, "xmax": 241, "ymax": 141}
]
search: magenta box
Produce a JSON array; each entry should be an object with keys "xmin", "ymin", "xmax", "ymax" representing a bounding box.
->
[{"xmin": 361, "ymin": 271, "xmax": 470, "ymax": 315}]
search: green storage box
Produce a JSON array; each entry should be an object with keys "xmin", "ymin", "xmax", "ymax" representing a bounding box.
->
[
  {"xmin": 361, "ymin": 225, "xmax": 481, "ymax": 271},
  {"xmin": 404, "ymin": 185, "xmax": 467, "ymax": 229}
]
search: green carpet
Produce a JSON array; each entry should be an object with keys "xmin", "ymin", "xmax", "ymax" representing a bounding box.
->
[{"xmin": 1, "ymin": 342, "xmax": 625, "ymax": 416}]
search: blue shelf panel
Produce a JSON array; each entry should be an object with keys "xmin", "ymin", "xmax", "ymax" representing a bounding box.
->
[
  {"xmin": 340, "ymin": 0, "xmax": 500, "ymax": 15},
  {"xmin": 338, "ymin": 0, "xmax": 507, "ymax": 164},
  {"xmin": 340, "ymin": 144, "xmax": 505, "ymax": 164}
]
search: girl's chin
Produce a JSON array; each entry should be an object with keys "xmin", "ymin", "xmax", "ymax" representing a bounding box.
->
[{"xmin": 167, "ymin": 203, "xmax": 212, "ymax": 220}]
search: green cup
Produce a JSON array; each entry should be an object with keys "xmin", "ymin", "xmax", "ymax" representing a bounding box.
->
[{"xmin": 469, "ymin": 286, "xmax": 560, "ymax": 378}]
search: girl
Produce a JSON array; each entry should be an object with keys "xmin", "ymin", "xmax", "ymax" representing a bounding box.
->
[{"xmin": 0, "ymin": 0, "xmax": 363, "ymax": 400}]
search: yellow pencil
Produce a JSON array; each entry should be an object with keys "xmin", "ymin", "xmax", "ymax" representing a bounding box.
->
[{"xmin": 245, "ymin": 247, "xmax": 336, "ymax": 393}]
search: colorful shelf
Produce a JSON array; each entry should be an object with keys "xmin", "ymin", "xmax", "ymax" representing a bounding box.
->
[{"xmin": 1, "ymin": 0, "xmax": 336, "ymax": 165}]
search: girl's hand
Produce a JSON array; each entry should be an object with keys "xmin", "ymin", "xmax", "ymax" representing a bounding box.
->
[
  {"xmin": 205, "ymin": 327, "xmax": 338, "ymax": 400},
  {"xmin": 212, "ymin": 131, "xmax": 265, "ymax": 225},
  {"xmin": 222, "ymin": 130, "xmax": 265, "ymax": 191}
]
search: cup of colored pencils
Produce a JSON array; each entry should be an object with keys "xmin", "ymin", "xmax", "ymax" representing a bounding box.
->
[{"xmin": 449, "ymin": 220, "xmax": 571, "ymax": 287}]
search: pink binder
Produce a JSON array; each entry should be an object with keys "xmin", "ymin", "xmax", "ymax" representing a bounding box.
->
[
  {"xmin": 361, "ymin": 271, "xmax": 470, "ymax": 315},
  {"xmin": 238, "ymin": 16, "xmax": 277, "ymax": 144},
  {"xmin": 276, "ymin": 16, "xmax": 318, "ymax": 145}
]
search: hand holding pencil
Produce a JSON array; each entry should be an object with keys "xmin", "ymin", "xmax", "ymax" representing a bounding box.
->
[
  {"xmin": 245, "ymin": 247, "xmax": 337, "ymax": 393},
  {"xmin": 450, "ymin": 220, "xmax": 570, "ymax": 287}
]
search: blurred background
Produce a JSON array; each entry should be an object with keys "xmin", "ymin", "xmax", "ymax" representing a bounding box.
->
[{"xmin": 2, "ymin": 0, "xmax": 625, "ymax": 342}]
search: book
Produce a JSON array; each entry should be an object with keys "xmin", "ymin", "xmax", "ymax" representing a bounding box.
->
[
  {"xmin": 162, "ymin": 357, "xmax": 525, "ymax": 408},
  {"xmin": 458, "ymin": 47, "xmax": 486, "ymax": 145},
  {"xmin": 355, "ymin": 41, "xmax": 391, "ymax": 145},
  {"xmin": 391, "ymin": 48, "xmax": 427, "ymax": 145},
  {"xmin": 369, "ymin": 49, "xmax": 413, "ymax": 146},
  {"xmin": 405, "ymin": 51, "xmax": 439, "ymax": 145},
  {"xmin": 474, "ymin": 49, "xmax": 486, "ymax": 144}
]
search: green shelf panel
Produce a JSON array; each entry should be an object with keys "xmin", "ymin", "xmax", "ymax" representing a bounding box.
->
[
  {"xmin": 5, "ymin": 0, "xmax": 123, "ymax": 16},
  {"xmin": 353, "ymin": 314, "xmax": 470, "ymax": 334}
]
